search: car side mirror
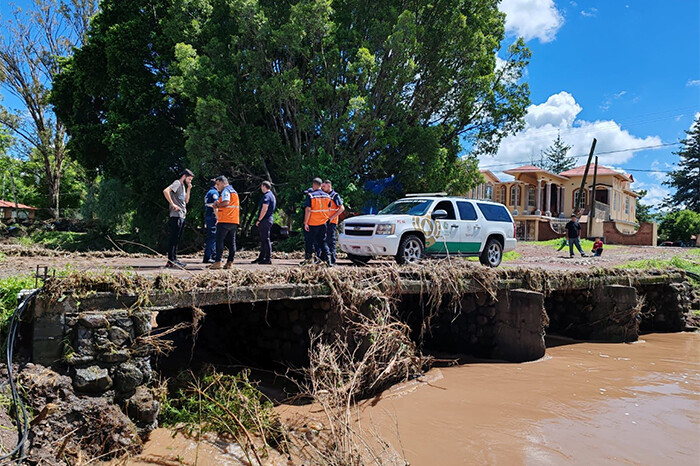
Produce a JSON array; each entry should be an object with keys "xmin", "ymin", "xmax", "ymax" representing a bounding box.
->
[{"xmin": 431, "ymin": 209, "xmax": 448, "ymax": 220}]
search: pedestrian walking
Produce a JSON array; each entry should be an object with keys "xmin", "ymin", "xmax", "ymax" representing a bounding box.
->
[
  {"xmin": 321, "ymin": 179, "xmax": 345, "ymax": 265},
  {"xmin": 303, "ymin": 178, "xmax": 332, "ymax": 266},
  {"xmin": 203, "ymin": 180, "xmax": 219, "ymax": 263},
  {"xmin": 162, "ymin": 169, "xmax": 194, "ymax": 268},
  {"xmin": 565, "ymin": 214, "xmax": 587, "ymax": 258},
  {"xmin": 209, "ymin": 176, "xmax": 239, "ymax": 270},
  {"xmin": 252, "ymin": 181, "xmax": 276, "ymax": 264}
]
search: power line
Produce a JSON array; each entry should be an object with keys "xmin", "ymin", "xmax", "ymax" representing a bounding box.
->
[{"xmin": 479, "ymin": 142, "xmax": 681, "ymax": 171}]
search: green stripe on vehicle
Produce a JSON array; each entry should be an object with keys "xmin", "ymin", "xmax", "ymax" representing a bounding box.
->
[{"xmin": 425, "ymin": 242, "xmax": 481, "ymax": 253}]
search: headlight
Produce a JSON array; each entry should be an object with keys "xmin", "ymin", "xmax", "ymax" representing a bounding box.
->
[
  {"xmin": 375, "ymin": 224, "xmax": 395, "ymax": 235},
  {"xmin": 338, "ymin": 222, "xmax": 344, "ymax": 234}
]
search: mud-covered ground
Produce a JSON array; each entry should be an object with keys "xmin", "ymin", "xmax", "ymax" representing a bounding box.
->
[{"xmin": 0, "ymin": 241, "xmax": 695, "ymax": 279}]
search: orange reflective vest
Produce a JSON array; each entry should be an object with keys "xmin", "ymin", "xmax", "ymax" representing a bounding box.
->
[
  {"xmin": 306, "ymin": 189, "xmax": 330, "ymax": 226},
  {"xmin": 328, "ymin": 191, "xmax": 342, "ymax": 225},
  {"xmin": 216, "ymin": 185, "xmax": 240, "ymax": 224}
]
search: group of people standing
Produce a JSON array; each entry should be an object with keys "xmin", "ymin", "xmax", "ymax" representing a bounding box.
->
[
  {"xmin": 162, "ymin": 171, "xmax": 343, "ymax": 269},
  {"xmin": 163, "ymin": 170, "xmax": 276, "ymax": 269}
]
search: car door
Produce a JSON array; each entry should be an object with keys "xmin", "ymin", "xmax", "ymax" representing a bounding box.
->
[
  {"xmin": 426, "ymin": 200, "xmax": 460, "ymax": 253},
  {"xmin": 456, "ymin": 200, "xmax": 485, "ymax": 254}
]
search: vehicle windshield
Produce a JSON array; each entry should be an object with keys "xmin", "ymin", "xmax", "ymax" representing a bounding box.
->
[{"xmin": 379, "ymin": 199, "xmax": 433, "ymax": 216}]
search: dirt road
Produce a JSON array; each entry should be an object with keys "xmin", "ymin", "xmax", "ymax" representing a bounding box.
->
[{"xmin": 0, "ymin": 241, "xmax": 694, "ymax": 280}]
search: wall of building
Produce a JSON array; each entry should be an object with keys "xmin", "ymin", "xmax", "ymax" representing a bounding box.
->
[{"xmin": 603, "ymin": 221, "xmax": 657, "ymax": 245}]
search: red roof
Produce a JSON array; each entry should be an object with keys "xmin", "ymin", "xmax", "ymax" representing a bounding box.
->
[
  {"xmin": 506, "ymin": 164, "xmax": 542, "ymax": 172},
  {"xmin": 0, "ymin": 200, "xmax": 38, "ymax": 210},
  {"xmin": 559, "ymin": 164, "xmax": 632, "ymax": 181}
]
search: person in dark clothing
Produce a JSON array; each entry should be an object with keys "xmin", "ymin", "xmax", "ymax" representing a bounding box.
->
[
  {"xmin": 565, "ymin": 214, "xmax": 587, "ymax": 258},
  {"xmin": 162, "ymin": 169, "xmax": 194, "ymax": 268},
  {"xmin": 300, "ymin": 187, "xmax": 321, "ymax": 265},
  {"xmin": 252, "ymin": 181, "xmax": 276, "ymax": 264},
  {"xmin": 203, "ymin": 181, "xmax": 219, "ymax": 263}
]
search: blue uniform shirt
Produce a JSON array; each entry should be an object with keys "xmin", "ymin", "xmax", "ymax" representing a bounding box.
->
[
  {"xmin": 204, "ymin": 187, "xmax": 219, "ymax": 219},
  {"xmin": 259, "ymin": 191, "xmax": 276, "ymax": 222}
]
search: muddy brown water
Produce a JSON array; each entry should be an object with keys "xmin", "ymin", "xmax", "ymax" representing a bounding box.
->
[{"xmin": 122, "ymin": 333, "xmax": 699, "ymax": 465}]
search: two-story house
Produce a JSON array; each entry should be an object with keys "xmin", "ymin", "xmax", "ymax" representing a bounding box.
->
[{"xmin": 464, "ymin": 164, "xmax": 640, "ymax": 241}]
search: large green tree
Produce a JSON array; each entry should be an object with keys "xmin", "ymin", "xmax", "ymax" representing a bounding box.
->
[
  {"xmin": 0, "ymin": 0, "xmax": 97, "ymax": 219},
  {"xmin": 658, "ymin": 209, "xmax": 700, "ymax": 243},
  {"xmin": 664, "ymin": 114, "xmax": 700, "ymax": 212},
  {"xmin": 55, "ymin": 0, "xmax": 530, "ymax": 240}
]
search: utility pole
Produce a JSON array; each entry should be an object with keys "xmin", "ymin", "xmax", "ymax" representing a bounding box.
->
[
  {"xmin": 577, "ymin": 139, "xmax": 597, "ymax": 214},
  {"xmin": 9, "ymin": 170, "xmax": 19, "ymax": 218},
  {"xmin": 589, "ymin": 156, "xmax": 599, "ymax": 237}
]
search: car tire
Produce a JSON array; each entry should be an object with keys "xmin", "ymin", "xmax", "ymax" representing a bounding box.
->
[
  {"xmin": 347, "ymin": 253, "xmax": 372, "ymax": 266},
  {"xmin": 396, "ymin": 235, "xmax": 424, "ymax": 265},
  {"xmin": 479, "ymin": 238, "xmax": 503, "ymax": 267}
]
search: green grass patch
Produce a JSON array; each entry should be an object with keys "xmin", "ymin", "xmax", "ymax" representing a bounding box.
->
[
  {"xmin": 160, "ymin": 368, "xmax": 286, "ymax": 457},
  {"xmin": 617, "ymin": 256, "xmax": 700, "ymax": 276},
  {"xmin": 0, "ymin": 274, "xmax": 40, "ymax": 338}
]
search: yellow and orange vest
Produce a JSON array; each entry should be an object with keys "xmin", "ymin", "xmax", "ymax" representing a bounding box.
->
[
  {"xmin": 216, "ymin": 185, "xmax": 240, "ymax": 224},
  {"xmin": 307, "ymin": 189, "xmax": 330, "ymax": 226}
]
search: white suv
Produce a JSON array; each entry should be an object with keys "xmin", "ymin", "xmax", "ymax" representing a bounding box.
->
[{"xmin": 338, "ymin": 194, "xmax": 516, "ymax": 267}]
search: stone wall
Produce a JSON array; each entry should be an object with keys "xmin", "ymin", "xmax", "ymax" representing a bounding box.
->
[
  {"xmin": 603, "ymin": 221, "xmax": 657, "ymax": 245},
  {"xmin": 63, "ymin": 309, "xmax": 158, "ymax": 432},
  {"xmin": 638, "ymin": 282, "xmax": 696, "ymax": 332}
]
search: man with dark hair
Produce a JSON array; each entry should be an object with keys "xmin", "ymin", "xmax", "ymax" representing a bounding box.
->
[
  {"xmin": 162, "ymin": 169, "xmax": 194, "ymax": 268},
  {"xmin": 321, "ymin": 179, "xmax": 345, "ymax": 265},
  {"xmin": 303, "ymin": 177, "xmax": 332, "ymax": 266},
  {"xmin": 252, "ymin": 181, "xmax": 276, "ymax": 264},
  {"xmin": 565, "ymin": 214, "xmax": 587, "ymax": 258},
  {"xmin": 210, "ymin": 176, "xmax": 239, "ymax": 270},
  {"xmin": 203, "ymin": 179, "xmax": 219, "ymax": 263}
]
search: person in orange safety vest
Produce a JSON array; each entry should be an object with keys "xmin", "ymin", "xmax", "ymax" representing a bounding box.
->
[
  {"xmin": 303, "ymin": 177, "xmax": 332, "ymax": 266},
  {"xmin": 321, "ymin": 179, "xmax": 345, "ymax": 265},
  {"xmin": 210, "ymin": 175, "xmax": 239, "ymax": 270}
]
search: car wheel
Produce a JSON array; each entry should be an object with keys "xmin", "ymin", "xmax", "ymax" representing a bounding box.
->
[
  {"xmin": 347, "ymin": 253, "xmax": 372, "ymax": 266},
  {"xmin": 396, "ymin": 235, "xmax": 424, "ymax": 265},
  {"xmin": 479, "ymin": 238, "xmax": 503, "ymax": 267}
]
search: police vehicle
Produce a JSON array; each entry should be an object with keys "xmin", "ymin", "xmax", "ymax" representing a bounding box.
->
[{"xmin": 338, "ymin": 194, "xmax": 516, "ymax": 267}]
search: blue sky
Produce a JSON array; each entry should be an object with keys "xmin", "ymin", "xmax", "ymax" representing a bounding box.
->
[
  {"xmin": 2, "ymin": 0, "xmax": 699, "ymax": 207},
  {"xmin": 490, "ymin": 0, "xmax": 700, "ymax": 207}
]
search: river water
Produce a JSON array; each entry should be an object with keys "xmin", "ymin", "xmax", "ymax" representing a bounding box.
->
[{"xmin": 124, "ymin": 332, "xmax": 699, "ymax": 465}]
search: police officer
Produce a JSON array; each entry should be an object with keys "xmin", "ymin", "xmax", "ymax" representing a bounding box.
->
[
  {"xmin": 210, "ymin": 176, "xmax": 239, "ymax": 270},
  {"xmin": 203, "ymin": 180, "xmax": 219, "ymax": 263},
  {"xmin": 303, "ymin": 178, "xmax": 332, "ymax": 266},
  {"xmin": 321, "ymin": 179, "xmax": 345, "ymax": 265},
  {"xmin": 252, "ymin": 181, "xmax": 276, "ymax": 264}
]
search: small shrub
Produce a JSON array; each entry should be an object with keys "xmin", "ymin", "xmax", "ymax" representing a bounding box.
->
[{"xmin": 0, "ymin": 274, "xmax": 39, "ymax": 338}]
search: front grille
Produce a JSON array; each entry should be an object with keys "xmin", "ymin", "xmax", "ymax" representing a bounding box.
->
[
  {"xmin": 345, "ymin": 230, "xmax": 374, "ymax": 236},
  {"xmin": 344, "ymin": 223, "xmax": 375, "ymax": 237}
]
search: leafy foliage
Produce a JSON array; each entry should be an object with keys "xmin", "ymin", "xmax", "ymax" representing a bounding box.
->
[
  {"xmin": 664, "ymin": 115, "xmax": 700, "ymax": 211},
  {"xmin": 634, "ymin": 189, "xmax": 655, "ymax": 224},
  {"xmin": 658, "ymin": 209, "xmax": 700, "ymax": 243},
  {"xmin": 0, "ymin": 274, "xmax": 39, "ymax": 339},
  {"xmin": 54, "ymin": 0, "xmax": 530, "ymax": 243}
]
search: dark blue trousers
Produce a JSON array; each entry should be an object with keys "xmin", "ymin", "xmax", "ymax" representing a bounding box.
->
[
  {"xmin": 203, "ymin": 216, "xmax": 217, "ymax": 261},
  {"xmin": 258, "ymin": 220, "xmax": 273, "ymax": 261},
  {"xmin": 309, "ymin": 224, "xmax": 330, "ymax": 262},
  {"xmin": 168, "ymin": 217, "xmax": 185, "ymax": 262},
  {"xmin": 325, "ymin": 222, "xmax": 337, "ymax": 264}
]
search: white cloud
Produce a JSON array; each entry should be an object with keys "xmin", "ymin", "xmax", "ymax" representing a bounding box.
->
[
  {"xmin": 600, "ymin": 90, "xmax": 628, "ymax": 111},
  {"xmin": 500, "ymin": 0, "xmax": 564, "ymax": 43},
  {"xmin": 480, "ymin": 91, "xmax": 663, "ymax": 173},
  {"xmin": 580, "ymin": 8, "xmax": 597, "ymax": 17},
  {"xmin": 687, "ymin": 79, "xmax": 700, "ymax": 87},
  {"xmin": 649, "ymin": 160, "xmax": 668, "ymax": 183},
  {"xmin": 635, "ymin": 182, "xmax": 670, "ymax": 207}
]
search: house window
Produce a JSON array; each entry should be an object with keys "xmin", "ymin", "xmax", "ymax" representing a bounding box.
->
[
  {"xmin": 573, "ymin": 189, "xmax": 587, "ymax": 210},
  {"xmin": 509, "ymin": 185, "xmax": 520, "ymax": 206},
  {"xmin": 527, "ymin": 186, "xmax": 535, "ymax": 207},
  {"xmin": 497, "ymin": 186, "xmax": 506, "ymax": 204},
  {"xmin": 625, "ymin": 196, "xmax": 630, "ymax": 215},
  {"xmin": 485, "ymin": 183, "xmax": 493, "ymax": 200}
]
